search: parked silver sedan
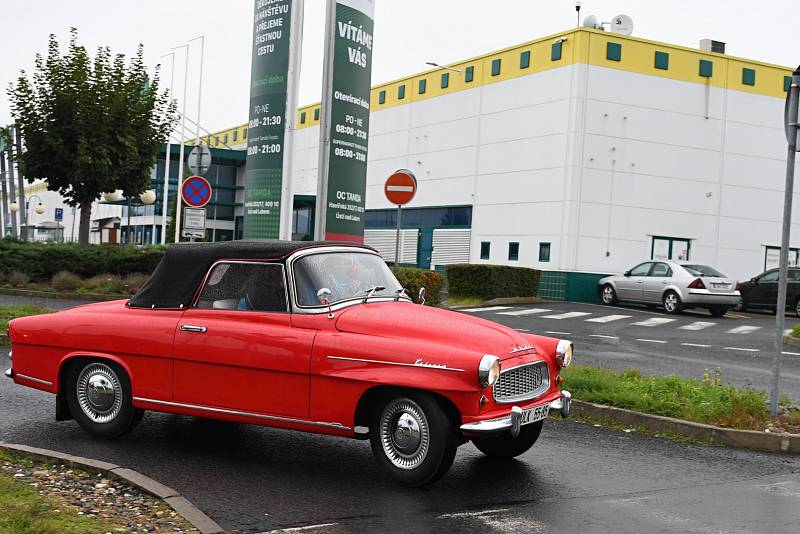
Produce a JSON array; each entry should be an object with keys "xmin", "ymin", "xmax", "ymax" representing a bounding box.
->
[{"xmin": 598, "ymin": 261, "xmax": 741, "ymax": 317}]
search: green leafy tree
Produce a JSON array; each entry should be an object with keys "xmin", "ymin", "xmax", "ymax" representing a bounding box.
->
[{"xmin": 7, "ymin": 28, "xmax": 176, "ymax": 246}]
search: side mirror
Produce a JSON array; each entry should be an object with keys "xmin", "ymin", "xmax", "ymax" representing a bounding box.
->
[
  {"xmin": 750, "ymin": 277, "xmax": 757, "ymax": 283},
  {"xmin": 418, "ymin": 287, "xmax": 427, "ymax": 306},
  {"xmin": 624, "ymin": 270, "xmax": 631, "ymax": 277},
  {"xmin": 317, "ymin": 288, "xmax": 334, "ymax": 318}
]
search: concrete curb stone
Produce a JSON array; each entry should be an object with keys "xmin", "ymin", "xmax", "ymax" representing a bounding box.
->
[
  {"xmin": 0, "ymin": 441, "xmax": 225, "ymax": 533},
  {"xmin": 783, "ymin": 333, "xmax": 800, "ymax": 350}
]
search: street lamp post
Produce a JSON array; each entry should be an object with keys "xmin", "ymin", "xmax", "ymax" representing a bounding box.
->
[
  {"xmin": 122, "ymin": 190, "xmax": 157, "ymax": 245},
  {"xmin": 10, "ymin": 194, "xmax": 45, "ymax": 240}
]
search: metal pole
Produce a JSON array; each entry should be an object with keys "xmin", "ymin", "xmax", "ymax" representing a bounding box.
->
[
  {"xmin": 70, "ymin": 207, "xmax": 76, "ymax": 242},
  {"xmin": 280, "ymin": 0, "xmax": 304, "ymax": 241},
  {"xmin": 771, "ymin": 67, "xmax": 800, "ymax": 416},
  {"xmin": 314, "ymin": 0, "xmax": 337, "ymax": 240},
  {"xmin": 173, "ymin": 44, "xmax": 190, "ymax": 243},
  {"xmin": 13, "ymin": 126, "xmax": 27, "ymax": 239},
  {"xmin": 161, "ymin": 53, "xmax": 175, "ymax": 245},
  {"xmin": 0, "ymin": 152, "xmax": 7, "ymax": 236},
  {"xmin": 6, "ymin": 134, "xmax": 18, "ymax": 238},
  {"xmin": 189, "ymin": 36, "xmax": 204, "ymax": 150},
  {"xmin": 394, "ymin": 205, "xmax": 402, "ymax": 265},
  {"xmin": 212, "ymin": 165, "xmax": 218, "ymax": 242}
]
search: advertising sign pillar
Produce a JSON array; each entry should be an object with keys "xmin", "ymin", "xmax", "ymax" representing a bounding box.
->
[
  {"xmin": 315, "ymin": 0, "xmax": 375, "ymax": 242},
  {"xmin": 244, "ymin": 0, "xmax": 303, "ymax": 240}
]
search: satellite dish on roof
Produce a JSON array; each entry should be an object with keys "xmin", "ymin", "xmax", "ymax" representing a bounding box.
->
[
  {"xmin": 582, "ymin": 14, "xmax": 599, "ymax": 29},
  {"xmin": 610, "ymin": 14, "xmax": 634, "ymax": 35}
]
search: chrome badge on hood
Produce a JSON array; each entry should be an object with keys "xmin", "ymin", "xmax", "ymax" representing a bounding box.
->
[{"xmin": 509, "ymin": 344, "xmax": 537, "ymax": 354}]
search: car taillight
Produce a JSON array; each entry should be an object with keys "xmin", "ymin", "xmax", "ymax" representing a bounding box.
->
[
  {"xmin": 735, "ymin": 281, "xmax": 741, "ymax": 291},
  {"xmin": 688, "ymin": 278, "xmax": 705, "ymax": 289}
]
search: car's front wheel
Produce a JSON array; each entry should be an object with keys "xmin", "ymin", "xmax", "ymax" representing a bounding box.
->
[
  {"xmin": 369, "ymin": 392, "xmax": 458, "ymax": 487},
  {"xmin": 663, "ymin": 290, "xmax": 682, "ymax": 314},
  {"xmin": 471, "ymin": 420, "xmax": 543, "ymax": 458},
  {"xmin": 601, "ymin": 284, "xmax": 617, "ymax": 305},
  {"xmin": 65, "ymin": 360, "xmax": 143, "ymax": 439}
]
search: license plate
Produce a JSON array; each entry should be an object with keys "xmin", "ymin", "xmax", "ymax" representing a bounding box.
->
[{"xmin": 521, "ymin": 403, "xmax": 550, "ymax": 425}]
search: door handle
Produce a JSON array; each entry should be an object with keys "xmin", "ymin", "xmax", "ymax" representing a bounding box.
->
[{"xmin": 180, "ymin": 325, "xmax": 207, "ymax": 333}]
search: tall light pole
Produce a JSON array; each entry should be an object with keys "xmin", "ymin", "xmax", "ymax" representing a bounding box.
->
[
  {"xmin": 160, "ymin": 52, "xmax": 175, "ymax": 245},
  {"xmin": 189, "ymin": 36, "xmax": 205, "ymax": 151},
  {"xmin": 172, "ymin": 44, "xmax": 190, "ymax": 244}
]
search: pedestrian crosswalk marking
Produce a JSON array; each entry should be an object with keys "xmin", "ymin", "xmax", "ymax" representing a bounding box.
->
[
  {"xmin": 726, "ymin": 325, "xmax": 761, "ymax": 334},
  {"xmin": 585, "ymin": 314, "xmax": 631, "ymax": 323},
  {"xmin": 497, "ymin": 308, "xmax": 551, "ymax": 316},
  {"xmin": 460, "ymin": 306, "xmax": 511, "ymax": 313},
  {"xmin": 632, "ymin": 317, "xmax": 676, "ymax": 327},
  {"xmin": 678, "ymin": 321, "xmax": 716, "ymax": 331},
  {"xmin": 542, "ymin": 311, "xmax": 592, "ymax": 320}
]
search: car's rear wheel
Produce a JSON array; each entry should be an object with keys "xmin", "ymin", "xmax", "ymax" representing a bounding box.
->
[
  {"xmin": 709, "ymin": 305, "xmax": 728, "ymax": 318},
  {"xmin": 601, "ymin": 284, "xmax": 617, "ymax": 305},
  {"xmin": 794, "ymin": 298, "xmax": 800, "ymax": 318},
  {"xmin": 663, "ymin": 290, "xmax": 682, "ymax": 314},
  {"xmin": 65, "ymin": 360, "xmax": 143, "ymax": 439},
  {"xmin": 471, "ymin": 420, "xmax": 544, "ymax": 458},
  {"xmin": 369, "ymin": 392, "xmax": 458, "ymax": 487}
]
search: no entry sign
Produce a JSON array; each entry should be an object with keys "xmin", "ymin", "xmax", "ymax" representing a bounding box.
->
[
  {"xmin": 384, "ymin": 170, "xmax": 417, "ymax": 206},
  {"xmin": 181, "ymin": 176, "xmax": 212, "ymax": 208}
]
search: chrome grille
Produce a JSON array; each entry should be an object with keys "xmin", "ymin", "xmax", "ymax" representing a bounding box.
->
[{"xmin": 493, "ymin": 361, "xmax": 550, "ymax": 404}]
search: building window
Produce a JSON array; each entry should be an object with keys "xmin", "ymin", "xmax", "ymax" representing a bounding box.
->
[
  {"xmin": 233, "ymin": 130, "xmax": 238, "ymax": 141},
  {"xmin": 786, "ymin": 76, "xmax": 793, "ymax": 92},
  {"xmin": 243, "ymin": 127, "xmax": 248, "ymax": 139},
  {"xmin": 551, "ymin": 41, "xmax": 563, "ymax": 61},
  {"xmin": 491, "ymin": 58, "xmax": 501, "ymax": 76},
  {"xmin": 223, "ymin": 134, "xmax": 228, "ymax": 144},
  {"xmin": 465, "ymin": 66, "xmax": 474, "ymax": 83},
  {"xmin": 508, "ymin": 242, "xmax": 519, "ymax": 261},
  {"xmin": 699, "ymin": 59, "xmax": 713, "ymax": 78},
  {"xmin": 654, "ymin": 51, "xmax": 669, "ymax": 70},
  {"xmin": 520, "ymin": 50, "xmax": 530, "ymax": 69},
  {"xmin": 215, "ymin": 136, "xmax": 219, "ymax": 146},
  {"xmin": 606, "ymin": 42, "xmax": 622, "ymax": 62},
  {"xmin": 398, "ymin": 84, "xmax": 406, "ymax": 99},
  {"xmin": 742, "ymin": 67, "xmax": 756, "ymax": 86},
  {"xmin": 418, "ymin": 78, "xmax": 427, "ymax": 94},
  {"xmin": 539, "ymin": 242, "xmax": 551, "ymax": 262},
  {"xmin": 378, "ymin": 90, "xmax": 386, "ymax": 104},
  {"xmin": 480, "ymin": 241, "xmax": 490, "ymax": 260},
  {"xmin": 440, "ymin": 72, "xmax": 449, "ymax": 89},
  {"xmin": 314, "ymin": 108, "xmax": 320, "ymax": 121},
  {"xmin": 764, "ymin": 246, "xmax": 800, "ymax": 271},
  {"xmin": 651, "ymin": 236, "xmax": 691, "ymax": 261},
  {"xmin": 300, "ymin": 111, "xmax": 306, "ymax": 124}
]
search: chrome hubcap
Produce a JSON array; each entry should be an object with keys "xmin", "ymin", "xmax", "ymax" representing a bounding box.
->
[
  {"xmin": 76, "ymin": 363, "xmax": 123, "ymax": 423},
  {"xmin": 602, "ymin": 287, "xmax": 613, "ymax": 303},
  {"xmin": 380, "ymin": 399, "xmax": 429, "ymax": 470},
  {"xmin": 664, "ymin": 294, "xmax": 677, "ymax": 311}
]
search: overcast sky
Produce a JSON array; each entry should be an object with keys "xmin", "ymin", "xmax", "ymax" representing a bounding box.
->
[{"xmin": 1, "ymin": 0, "xmax": 797, "ymax": 136}]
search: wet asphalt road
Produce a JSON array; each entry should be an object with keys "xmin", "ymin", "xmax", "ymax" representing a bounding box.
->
[{"xmin": 2, "ymin": 350, "xmax": 799, "ymax": 533}]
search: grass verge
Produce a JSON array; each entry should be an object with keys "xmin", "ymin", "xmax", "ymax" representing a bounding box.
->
[
  {"xmin": 444, "ymin": 296, "xmax": 484, "ymax": 307},
  {"xmin": 0, "ymin": 305, "xmax": 51, "ymax": 335},
  {"xmin": 791, "ymin": 323, "xmax": 800, "ymax": 337},
  {"xmin": 562, "ymin": 365, "xmax": 800, "ymax": 433}
]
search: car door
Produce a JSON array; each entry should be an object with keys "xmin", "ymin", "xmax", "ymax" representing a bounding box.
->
[
  {"xmin": 616, "ymin": 262, "xmax": 652, "ymax": 301},
  {"xmin": 751, "ymin": 269, "xmax": 779, "ymax": 306},
  {"xmin": 172, "ymin": 261, "xmax": 315, "ymax": 419},
  {"xmin": 642, "ymin": 262, "xmax": 672, "ymax": 303}
]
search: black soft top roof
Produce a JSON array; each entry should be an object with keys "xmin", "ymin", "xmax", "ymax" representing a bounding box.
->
[{"xmin": 128, "ymin": 240, "xmax": 371, "ymax": 309}]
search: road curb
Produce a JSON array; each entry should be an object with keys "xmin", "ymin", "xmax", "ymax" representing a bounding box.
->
[
  {"xmin": 571, "ymin": 400, "xmax": 800, "ymax": 453},
  {"xmin": 0, "ymin": 442, "xmax": 225, "ymax": 533},
  {"xmin": 783, "ymin": 333, "xmax": 800, "ymax": 350}
]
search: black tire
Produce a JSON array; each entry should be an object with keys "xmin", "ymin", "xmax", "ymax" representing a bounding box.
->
[
  {"xmin": 709, "ymin": 305, "xmax": 728, "ymax": 318},
  {"xmin": 369, "ymin": 391, "xmax": 458, "ymax": 487},
  {"xmin": 794, "ymin": 298, "xmax": 800, "ymax": 318},
  {"xmin": 662, "ymin": 290, "xmax": 683, "ymax": 314},
  {"xmin": 600, "ymin": 284, "xmax": 617, "ymax": 305},
  {"xmin": 65, "ymin": 360, "xmax": 143, "ymax": 439},
  {"xmin": 739, "ymin": 300, "xmax": 748, "ymax": 312},
  {"xmin": 471, "ymin": 420, "xmax": 543, "ymax": 458}
]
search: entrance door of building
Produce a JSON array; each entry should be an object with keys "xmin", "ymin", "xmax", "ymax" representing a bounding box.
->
[{"xmin": 417, "ymin": 229, "xmax": 433, "ymax": 269}]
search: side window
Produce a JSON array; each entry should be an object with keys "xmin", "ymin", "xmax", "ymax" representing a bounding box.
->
[
  {"xmin": 629, "ymin": 262, "xmax": 652, "ymax": 276},
  {"xmin": 790, "ymin": 270, "xmax": 800, "ymax": 282},
  {"xmin": 759, "ymin": 270, "xmax": 780, "ymax": 282},
  {"xmin": 650, "ymin": 263, "xmax": 672, "ymax": 277},
  {"xmin": 195, "ymin": 262, "xmax": 287, "ymax": 312}
]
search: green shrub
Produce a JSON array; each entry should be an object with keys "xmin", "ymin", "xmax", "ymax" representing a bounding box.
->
[
  {"xmin": 51, "ymin": 270, "xmax": 82, "ymax": 291},
  {"xmin": 391, "ymin": 267, "xmax": 445, "ymax": 306},
  {"xmin": 122, "ymin": 272, "xmax": 150, "ymax": 294},
  {"xmin": 445, "ymin": 264, "xmax": 540, "ymax": 301},
  {"xmin": 0, "ymin": 272, "xmax": 6, "ymax": 285},
  {"xmin": 81, "ymin": 274, "xmax": 126, "ymax": 294},
  {"xmin": 7, "ymin": 271, "xmax": 30, "ymax": 287}
]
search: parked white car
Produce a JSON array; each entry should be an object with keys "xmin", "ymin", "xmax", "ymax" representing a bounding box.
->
[{"xmin": 598, "ymin": 261, "xmax": 741, "ymax": 317}]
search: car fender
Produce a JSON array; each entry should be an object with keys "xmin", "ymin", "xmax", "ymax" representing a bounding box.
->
[
  {"xmin": 55, "ymin": 351, "xmax": 135, "ymax": 395},
  {"xmin": 661, "ymin": 284, "xmax": 685, "ymax": 301}
]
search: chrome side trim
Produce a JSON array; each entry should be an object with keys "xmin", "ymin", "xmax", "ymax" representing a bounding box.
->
[
  {"xmin": 327, "ymin": 355, "xmax": 465, "ymax": 372},
  {"xmin": 15, "ymin": 373, "xmax": 53, "ymax": 386},
  {"xmin": 131, "ymin": 397, "xmax": 351, "ymax": 431}
]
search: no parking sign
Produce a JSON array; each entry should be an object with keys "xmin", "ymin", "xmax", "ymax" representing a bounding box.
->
[{"xmin": 181, "ymin": 176, "xmax": 212, "ymax": 208}]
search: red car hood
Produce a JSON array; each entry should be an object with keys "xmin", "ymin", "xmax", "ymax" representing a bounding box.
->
[{"xmin": 335, "ymin": 301, "xmax": 552, "ymax": 360}]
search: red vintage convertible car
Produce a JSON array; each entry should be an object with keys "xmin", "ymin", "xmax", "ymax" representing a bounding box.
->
[{"xmin": 6, "ymin": 241, "xmax": 572, "ymax": 486}]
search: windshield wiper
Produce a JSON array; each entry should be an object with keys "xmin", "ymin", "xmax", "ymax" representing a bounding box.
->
[
  {"xmin": 363, "ymin": 286, "xmax": 386, "ymax": 303},
  {"xmin": 394, "ymin": 288, "xmax": 409, "ymax": 301}
]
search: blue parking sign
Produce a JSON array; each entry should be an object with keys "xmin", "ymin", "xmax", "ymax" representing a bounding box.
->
[{"xmin": 54, "ymin": 208, "xmax": 63, "ymax": 221}]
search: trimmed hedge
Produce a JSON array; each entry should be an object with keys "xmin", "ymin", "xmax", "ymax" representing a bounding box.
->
[
  {"xmin": 446, "ymin": 263, "xmax": 540, "ymax": 301},
  {"xmin": 0, "ymin": 239, "xmax": 164, "ymax": 282},
  {"xmin": 391, "ymin": 267, "xmax": 445, "ymax": 307}
]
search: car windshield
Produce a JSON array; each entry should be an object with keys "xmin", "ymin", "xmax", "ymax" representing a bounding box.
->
[
  {"xmin": 293, "ymin": 251, "xmax": 403, "ymax": 306},
  {"xmin": 682, "ymin": 264, "xmax": 725, "ymax": 277}
]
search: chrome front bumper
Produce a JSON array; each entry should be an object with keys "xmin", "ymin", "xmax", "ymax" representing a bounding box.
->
[
  {"xmin": 4, "ymin": 368, "xmax": 12, "ymax": 379},
  {"xmin": 460, "ymin": 391, "xmax": 571, "ymax": 436}
]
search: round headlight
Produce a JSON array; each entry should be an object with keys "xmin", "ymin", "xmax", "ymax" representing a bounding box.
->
[
  {"xmin": 556, "ymin": 340, "xmax": 573, "ymax": 367},
  {"xmin": 478, "ymin": 354, "xmax": 501, "ymax": 388}
]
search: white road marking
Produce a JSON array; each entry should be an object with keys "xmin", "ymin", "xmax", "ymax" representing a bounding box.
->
[
  {"xmin": 585, "ymin": 314, "xmax": 631, "ymax": 323},
  {"xmin": 261, "ymin": 523, "xmax": 339, "ymax": 533},
  {"xmin": 631, "ymin": 317, "xmax": 676, "ymax": 327},
  {"xmin": 783, "ymin": 351, "xmax": 800, "ymax": 356},
  {"xmin": 542, "ymin": 311, "xmax": 592, "ymax": 319},
  {"xmin": 724, "ymin": 347, "xmax": 760, "ymax": 352},
  {"xmin": 439, "ymin": 509, "xmax": 511, "ymax": 518},
  {"xmin": 545, "ymin": 331, "xmax": 572, "ymax": 335},
  {"xmin": 497, "ymin": 308, "xmax": 551, "ymax": 316},
  {"xmin": 636, "ymin": 338, "xmax": 667, "ymax": 344},
  {"xmin": 681, "ymin": 342, "xmax": 712, "ymax": 347},
  {"xmin": 678, "ymin": 321, "xmax": 716, "ymax": 331},
  {"xmin": 589, "ymin": 334, "xmax": 619, "ymax": 339},
  {"xmin": 726, "ymin": 325, "xmax": 761, "ymax": 334},
  {"xmin": 460, "ymin": 306, "xmax": 511, "ymax": 313}
]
